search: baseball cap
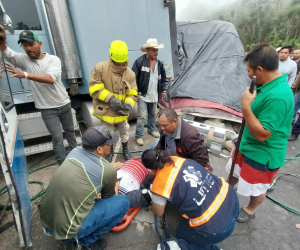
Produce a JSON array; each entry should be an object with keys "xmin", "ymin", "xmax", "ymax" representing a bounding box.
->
[
  {"xmin": 18, "ymin": 30, "xmax": 40, "ymax": 44},
  {"xmin": 82, "ymin": 126, "xmax": 119, "ymax": 149}
]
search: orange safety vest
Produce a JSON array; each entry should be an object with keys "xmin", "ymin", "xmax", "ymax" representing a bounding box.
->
[{"xmin": 151, "ymin": 156, "xmax": 230, "ymax": 228}]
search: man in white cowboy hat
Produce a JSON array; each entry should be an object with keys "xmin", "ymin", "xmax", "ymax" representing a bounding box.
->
[{"xmin": 132, "ymin": 38, "xmax": 168, "ymax": 146}]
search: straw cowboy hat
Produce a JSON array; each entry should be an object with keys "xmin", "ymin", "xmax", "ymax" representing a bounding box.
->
[{"xmin": 141, "ymin": 38, "xmax": 164, "ymax": 52}]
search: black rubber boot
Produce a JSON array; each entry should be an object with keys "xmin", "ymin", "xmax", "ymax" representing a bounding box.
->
[
  {"xmin": 105, "ymin": 145, "xmax": 114, "ymax": 163},
  {"xmin": 122, "ymin": 142, "xmax": 131, "ymax": 161}
]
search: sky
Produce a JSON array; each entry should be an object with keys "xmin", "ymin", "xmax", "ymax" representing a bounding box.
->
[{"xmin": 175, "ymin": 0, "xmax": 237, "ymax": 21}]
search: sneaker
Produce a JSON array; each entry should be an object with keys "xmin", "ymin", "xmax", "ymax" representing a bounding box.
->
[
  {"xmin": 79, "ymin": 239, "xmax": 108, "ymax": 250},
  {"xmin": 288, "ymin": 134, "xmax": 299, "ymax": 141},
  {"xmin": 136, "ymin": 138, "xmax": 144, "ymax": 146},
  {"xmin": 148, "ymin": 131, "xmax": 160, "ymax": 138}
]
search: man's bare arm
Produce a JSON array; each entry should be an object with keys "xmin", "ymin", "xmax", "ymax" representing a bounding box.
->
[
  {"xmin": 241, "ymin": 87, "xmax": 272, "ymax": 142},
  {"xmin": 6, "ymin": 63, "xmax": 54, "ymax": 84}
]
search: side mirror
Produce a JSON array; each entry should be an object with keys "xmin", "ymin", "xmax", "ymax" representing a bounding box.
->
[
  {"xmin": 1, "ymin": 13, "xmax": 14, "ymax": 34},
  {"xmin": 0, "ymin": 2, "xmax": 14, "ymax": 35}
]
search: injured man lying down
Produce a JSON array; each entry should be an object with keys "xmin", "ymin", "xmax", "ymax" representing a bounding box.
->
[{"xmin": 116, "ymin": 159, "xmax": 154, "ymax": 208}]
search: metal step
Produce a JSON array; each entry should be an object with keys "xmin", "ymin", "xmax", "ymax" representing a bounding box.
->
[
  {"xmin": 24, "ymin": 136, "xmax": 82, "ymax": 156},
  {"xmin": 18, "ymin": 109, "xmax": 79, "ymax": 140}
]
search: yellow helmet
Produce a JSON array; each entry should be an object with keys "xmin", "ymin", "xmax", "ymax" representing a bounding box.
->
[{"xmin": 109, "ymin": 40, "xmax": 128, "ymax": 63}]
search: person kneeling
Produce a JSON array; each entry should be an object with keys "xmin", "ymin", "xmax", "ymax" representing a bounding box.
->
[
  {"xmin": 38, "ymin": 126, "xmax": 130, "ymax": 250},
  {"xmin": 141, "ymin": 150, "xmax": 239, "ymax": 250}
]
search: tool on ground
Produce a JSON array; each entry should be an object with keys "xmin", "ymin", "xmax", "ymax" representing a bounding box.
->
[
  {"xmin": 183, "ymin": 119, "xmax": 236, "ymax": 157},
  {"xmin": 111, "ymin": 207, "xmax": 141, "ymax": 232},
  {"xmin": 228, "ymin": 76, "xmax": 256, "ymax": 184}
]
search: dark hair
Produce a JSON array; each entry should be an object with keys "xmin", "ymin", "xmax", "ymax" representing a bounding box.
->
[
  {"xmin": 244, "ymin": 43, "xmax": 279, "ymax": 71},
  {"xmin": 157, "ymin": 108, "xmax": 178, "ymax": 122},
  {"xmin": 281, "ymin": 45, "xmax": 293, "ymax": 53},
  {"xmin": 141, "ymin": 149, "xmax": 174, "ymax": 170}
]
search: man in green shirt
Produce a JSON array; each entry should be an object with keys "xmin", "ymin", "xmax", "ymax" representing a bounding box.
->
[
  {"xmin": 226, "ymin": 44, "xmax": 294, "ymax": 223},
  {"xmin": 38, "ymin": 126, "xmax": 130, "ymax": 250}
]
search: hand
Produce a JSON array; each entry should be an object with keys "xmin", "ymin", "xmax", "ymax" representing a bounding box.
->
[
  {"xmin": 5, "ymin": 64, "xmax": 25, "ymax": 79},
  {"xmin": 118, "ymin": 103, "xmax": 132, "ymax": 116},
  {"xmin": 115, "ymin": 180, "xmax": 120, "ymax": 195},
  {"xmin": 241, "ymin": 87, "xmax": 257, "ymax": 110},
  {"xmin": 161, "ymin": 92, "xmax": 166, "ymax": 100},
  {"xmin": 96, "ymin": 193, "xmax": 102, "ymax": 199},
  {"xmin": 112, "ymin": 162, "xmax": 123, "ymax": 170},
  {"xmin": 109, "ymin": 96, "xmax": 124, "ymax": 111}
]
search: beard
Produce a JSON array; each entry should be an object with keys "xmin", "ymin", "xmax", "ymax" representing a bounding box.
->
[{"xmin": 26, "ymin": 51, "xmax": 40, "ymax": 59}]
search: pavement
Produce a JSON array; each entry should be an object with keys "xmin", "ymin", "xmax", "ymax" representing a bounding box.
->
[{"xmin": 0, "ymin": 121, "xmax": 300, "ymax": 250}]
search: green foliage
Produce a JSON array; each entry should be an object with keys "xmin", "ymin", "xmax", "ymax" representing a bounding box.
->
[{"xmin": 212, "ymin": 0, "xmax": 300, "ymax": 50}]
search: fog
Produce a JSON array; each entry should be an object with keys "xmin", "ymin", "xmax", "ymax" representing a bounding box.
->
[{"xmin": 175, "ymin": 0, "xmax": 237, "ymax": 21}]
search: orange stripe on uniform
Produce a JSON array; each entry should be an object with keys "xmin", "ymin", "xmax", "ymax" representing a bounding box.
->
[
  {"xmin": 182, "ymin": 214, "xmax": 189, "ymax": 219},
  {"xmin": 151, "ymin": 156, "xmax": 186, "ymax": 199},
  {"xmin": 189, "ymin": 178, "xmax": 229, "ymax": 227},
  {"xmin": 162, "ymin": 157, "xmax": 185, "ymax": 198}
]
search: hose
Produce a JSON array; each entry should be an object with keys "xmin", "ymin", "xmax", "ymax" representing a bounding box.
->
[{"xmin": 0, "ymin": 162, "xmax": 56, "ymax": 210}]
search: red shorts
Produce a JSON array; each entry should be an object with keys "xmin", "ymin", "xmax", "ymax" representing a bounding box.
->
[{"xmin": 226, "ymin": 152, "xmax": 279, "ymax": 196}]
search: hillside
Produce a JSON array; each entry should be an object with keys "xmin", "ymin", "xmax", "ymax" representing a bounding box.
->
[{"xmin": 210, "ymin": 0, "xmax": 300, "ymax": 51}]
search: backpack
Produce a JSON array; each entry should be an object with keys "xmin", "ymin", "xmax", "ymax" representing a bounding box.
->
[{"xmin": 154, "ymin": 214, "xmax": 188, "ymax": 250}]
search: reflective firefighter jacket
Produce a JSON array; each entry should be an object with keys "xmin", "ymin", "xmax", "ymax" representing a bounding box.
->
[
  {"xmin": 151, "ymin": 157, "xmax": 238, "ymax": 236},
  {"xmin": 89, "ymin": 59, "xmax": 138, "ymax": 124}
]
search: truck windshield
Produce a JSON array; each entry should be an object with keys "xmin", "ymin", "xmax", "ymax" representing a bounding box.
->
[{"xmin": 2, "ymin": 0, "xmax": 42, "ymax": 30}]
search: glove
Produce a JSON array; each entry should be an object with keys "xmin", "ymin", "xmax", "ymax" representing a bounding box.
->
[
  {"xmin": 109, "ymin": 96, "xmax": 123, "ymax": 111},
  {"xmin": 118, "ymin": 103, "xmax": 132, "ymax": 116},
  {"xmin": 140, "ymin": 173, "xmax": 155, "ymax": 190}
]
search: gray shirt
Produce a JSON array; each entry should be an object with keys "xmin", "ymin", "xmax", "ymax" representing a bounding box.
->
[
  {"xmin": 166, "ymin": 118, "xmax": 182, "ymax": 156},
  {"xmin": 3, "ymin": 47, "xmax": 70, "ymax": 109},
  {"xmin": 279, "ymin": 58, "xmax": 297, "ymax": 87},
  {"xmin": 140, "ymin": 60, "xmax": 158, "ymax": 103}
]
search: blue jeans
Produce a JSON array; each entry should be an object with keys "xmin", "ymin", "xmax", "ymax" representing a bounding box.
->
[
  {"xmin": 293, "ymin": 91, "xmax": 300, "ymax": 122},
  {"xmin": 76, "ymin": 195, "xmax": 130, "ymax": 247},
  {"xmin": 292, "ymin": 115, "xmax": 300, "ymax": 136},
  {"xmin": 41, "ymin": 103, "xmax": 77, "ymax": 165},
  {"xmin": 135, "ymin": 98, "xmax": 157, "ymax": 138},
  {"xmin": 176, "ymin": 201, "xmax": 239, "ymax": 250}
]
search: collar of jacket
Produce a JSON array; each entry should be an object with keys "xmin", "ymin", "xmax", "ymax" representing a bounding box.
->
[{"xmin": 109, "ymin": 59, "xmax": 129, "ymax": 74}]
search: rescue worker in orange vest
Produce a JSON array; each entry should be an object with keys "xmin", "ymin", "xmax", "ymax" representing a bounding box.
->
[
  {"xmin": 89, "ymin": 41, "xmax": 138, "ymax": 162},
  {"xmin": 141, "ymin": 149, "xmax": 239, "ymax": 250}
]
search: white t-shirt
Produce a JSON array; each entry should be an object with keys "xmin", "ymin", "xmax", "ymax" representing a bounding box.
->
[
  {"xmin": 3, "ymin": 47, "xmax": 70, "ymax": 109},
  {"xmin": 140, "ymin": 60, "xmax": 158, "ymax": 103}
]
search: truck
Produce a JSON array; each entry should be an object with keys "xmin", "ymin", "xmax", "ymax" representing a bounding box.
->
[
  {"xmin": 1, "ymin": 0, "xmax": 178, "ymax": 156},
  {"xmin": 0, "ymin": 0, "xmax": 178, "ymax": 247}
]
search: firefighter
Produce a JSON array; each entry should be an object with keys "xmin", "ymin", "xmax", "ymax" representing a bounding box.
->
[
  {"xmin": 141, "ymin": 149, "xmax": 239, "ymax": 250},
  {"xmin": 89, "ymin": 41, "xmax": 138, "ymax": 162}
]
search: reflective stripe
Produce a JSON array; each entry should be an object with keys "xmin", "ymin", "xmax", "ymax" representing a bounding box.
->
[
  {"xmin": 99, "ymin": 89, "xmax": 111, "ymax": 101},
  {"xmin": 93, "ymin": 109, "xmax": 129, "ymax": 124},
  {"xmin": 162, "ymin": 158, "xmax": 185, "ymax": 198},
  {"xmin": 89, "ymin": 83, "xmax": 104, "ymax": 94},
  {"xmin": 124, "ymin": 97, "xmax": 135, "ymax": 107},
  {"xmin": 189, "ymin": 178, "xmax": 229, "ymax": 227},
  {"xmin": 126, "ymin": 89, "xmax": 138, "ymax": 96},
  {"xmin": 182, "ymin": 214, "xmax": 189, "ymax": 219},
  {"xmin": 113, "ymin": 93, "xmax": 126, "ymax": 101}
]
